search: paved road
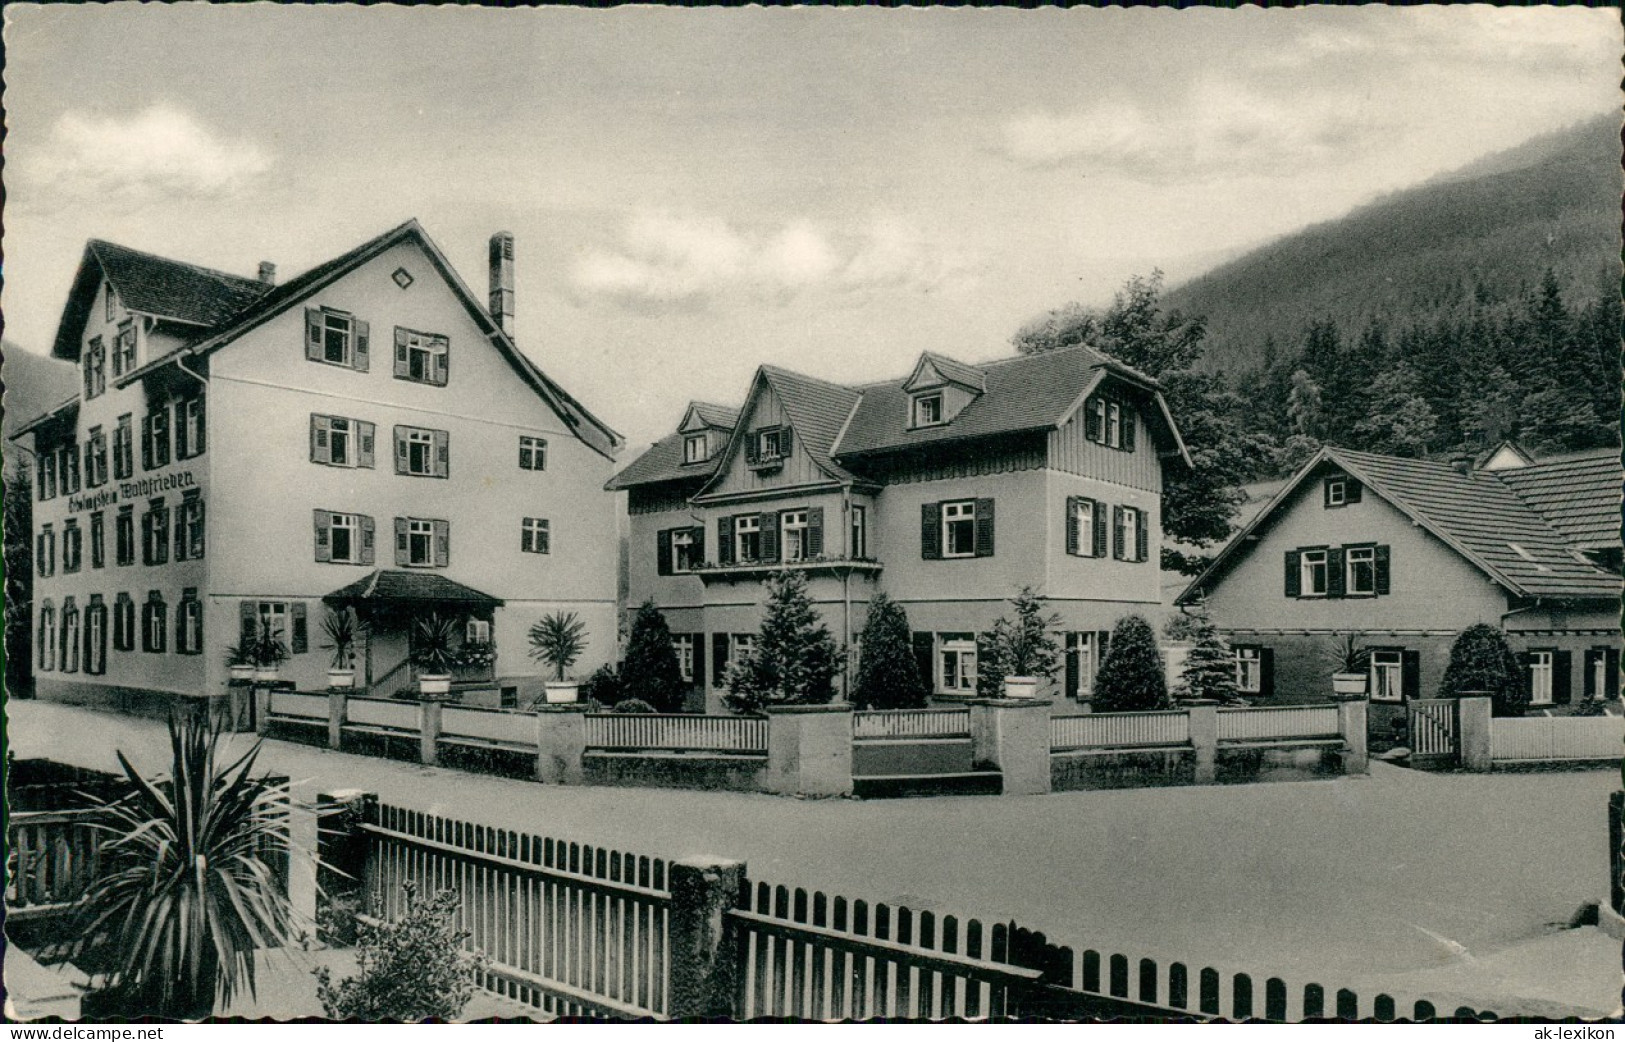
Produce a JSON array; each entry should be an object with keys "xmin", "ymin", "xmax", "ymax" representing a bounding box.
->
[{"xmin": 8, "ymin": 702, "xmax": 1619, "ymax": 1017}]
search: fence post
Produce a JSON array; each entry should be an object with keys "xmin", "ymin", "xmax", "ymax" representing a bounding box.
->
[
  {"xmin": 254, "ymin": 684, "xmax": 272, "ymax": 736},
  {"xmin": 1457, "ymin": 696, "xmax": 1492, "ymax": 772},
  {"xmin": 327, "ymin": 690, "xmax": 348, "ymax": 751},
  {"xmin": 765, "ymin": 704, "xmax": 854, "ymax": 796},
  {"xmin": 1187, "ymin": 703, "xmax": 1218, "ymax": 785},
  {"xmin": 969, "ymin": 698, "xmax": 1053, "ymax": 795},
  {"xmin": 667, "ymin": 855, "xmax": 747, "ymax": 1019},
  {"xmin": 418, "ymin": 699, "xmax": 443, "ymax": 766},
  {"xmin": 316, "ymin": 789, "xmax": 376, "ymax": 946},
  {"xmin": 1610, "ymin": 791, "xmax": 1624, "ymax": 916},
  {"xmin": 1334, "ymin": 695, "xmax": 1368, "ymax": 775},
  {"xmin": 535, "ymin": 703, "xmax": 588, "ymax": 785}
]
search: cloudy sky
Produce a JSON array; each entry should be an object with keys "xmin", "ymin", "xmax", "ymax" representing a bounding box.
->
[{"xmin": 3, "ymin": 5, "xmax": 1618, "ymax": 452}]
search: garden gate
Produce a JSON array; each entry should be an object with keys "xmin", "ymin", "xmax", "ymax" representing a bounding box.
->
[{"xmin": 1406, "ymin": 700, "xmax": 1458, "ymax": 767}]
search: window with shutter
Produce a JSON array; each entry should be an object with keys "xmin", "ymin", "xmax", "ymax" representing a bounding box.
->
[
  {"xmin": 434, "ymin": 519, "xmax": 450, "ymax": 567},
  {"xmin": 941, "ymin": 501, "xmax": 975, "ymax": 558},
  {"xmin": 712, "ymin": 633, "xmax": 730, "ymax": 688},
  {"xmin": 1326, "ymin": 547, "xmax": 1346, "ymax": 598},
  {"xmin": 759, "ymin": 512, "xmax": 779, "ymax": 563},
  {"xmin": 717, "ymin": 516, "xmax": 734, "ymax": 565},
  {"xmin": 291, "ymin": 603, "xmax": 309, "ymax": 654},
  {"xmin": 1112, "ymin": 506, "xmax": 1125, "ymax": 561},
  {"xmin": 310, "ymin": 308, "xmax": 357, "ymax": 368},
  {"xmin": 1373, "ymin": 545, "xmax": 1391, "ymax": 595},
  {"xmin": 974, "ymin": 498, "xmax": 995, "ymax": 558},
  {"xmin": 1135, "ymin": 508, "xmax": 1148, "ymax": 563},
  {"xmin": 434, "ymin": 429, "xmax": 450, "ymax": 477},
  {"xmin": 1092, "ymin": 504, "xmax": 1108, "ymax": 558},
  {"xmin": 1121, "ymin": 407, "xmax": 1136, "ymax": 452},
  {"xmin": 691, "ymin": 633, "xmax": 707, "ymax": 689},
  {"xmin": 1552, "ymin": 650, "xmax": 1573, "ymax": 704},
  {"xmin": 1065, "ymin": 496, "xmax": 1080, "ymax": 556},
  {"xmin": 657, "ymin": 529, "xmax": 674, "ymax": 576},
  {"xmin": 806, "ymin": 507, "xmax": 824, "ymax": 558},
  {"xmin": 358, "ymin": 421, "xmax": 376, "ymax": 468},
  {"xmin": 310, "ymin": 414, "xmax": 331, "ymax": 464},
  {"xmin": 361, "ymin": 515, "xmax": 376, "ymax": 566},
  {"xmin": 1284, "ymin": 550, "xmax": 1301, "ymax": 597},
  {"xmin": 395, "ymin": 518, "xmax": 409, "ymax": 566},
  {"xmin": 394, "ymin": 327, "xmax": 450, "ymax": 386},
  {"xmin": 920, "ymin": 502, "xmax": 942, "ymax": 560},
  {"xmin": 912, "ymin": 632, "xmax": 935, "ymax": 694},
  {"xmin": 691, "ymin": 526, "xmax": 706, "ymax": 566}
]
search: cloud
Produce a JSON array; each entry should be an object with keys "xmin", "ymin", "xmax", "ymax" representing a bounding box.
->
[
  {"xmin": 572, "ymin": 212, "xmax": 975, "ymax": 312},
  {"xmin": 22, "ymin": 104, "xmax": 272, "ymax": 204},
  {"xmin": 999, "ymin": 80, "xmax": 1389, "ymax": 181}
]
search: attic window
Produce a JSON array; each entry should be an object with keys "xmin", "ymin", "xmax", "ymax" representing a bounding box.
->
[
  {"xmin": 392, "ymin": 267, "xmax": 414, "ymax": 290},
  {"xmin": 105, "ymin": 284, "xmax": 116, "ymax": 322},
  {"xmin": 1326, "ymin": 478, "xmax": 1346, "ymax": 506},
  {"xmin": 683, "ymin": 434, "xmax": 707, "ymax": 464},
  {"xmin": 912, "ymin": 393, "xmax": 944, "ymax": 428}
]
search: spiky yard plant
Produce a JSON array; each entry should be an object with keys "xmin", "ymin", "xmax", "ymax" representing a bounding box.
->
[
  {"xmin": 74, "ymin": 709, "xmax": 299, "ymax": 1019},
  {"xmin": 528, "ymin": 610, "xmax": 587, "ymax": 681}
]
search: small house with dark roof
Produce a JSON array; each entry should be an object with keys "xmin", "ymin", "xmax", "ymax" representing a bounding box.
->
[
  {"xmin": 1177, "ymin": 445, "xmax": 1620, "ymax": 724},
  {"xmin": 607, "ymin": 345, "xmax": 1190, "ymax": 707},
  {"xmin": 15, "ymin": 221, "xmax": 622, "ymax": 716}
]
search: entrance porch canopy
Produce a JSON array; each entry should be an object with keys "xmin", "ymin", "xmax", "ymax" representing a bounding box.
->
[{"xmin": 322, "ymin": 569, "xmax": 504, "ymax": 613}]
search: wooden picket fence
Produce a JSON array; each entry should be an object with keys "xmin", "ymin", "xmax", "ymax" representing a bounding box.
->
[
  {"xmin": 1408, "ymin": 700, "xmax": 1458, "ymax": 767},
  {"xmin": 1217, "ymin": 705, "xmax": 1340, "ymax": 743},
  {"xmin": 1051, "ymin": 711, "xmax": 1190, "ymax": 752},
  {"xmin": 1491, "ymin": 715, "xmax": 1624, "ymax": 764},
  {"xmin": 584, "ymin": 714, "xmax": 767, "ymax": 755},
  {"xmin": 5, "ymin": 808, "xmax": 104, "ymax": 923},
  {"xmin": 853, "ymin": 709, "xmax": 972, "ymax": 741}
]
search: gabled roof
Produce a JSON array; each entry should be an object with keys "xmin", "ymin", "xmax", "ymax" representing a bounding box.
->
[
  {"xmin": 42, "ymin": 220, "xmax": 621, "ymax": 460},
  {"xmin": 1475, "ymin": 439, "xmax": 1535, "ymax": 471},
  {"xmin": 1179, "ymin": 446, "xmax": 1620, "ymax": 605},
  {"xmin": 322, "ymin": 569, "xmax": 503, "ymax": 609},
  {"xmin": 904, "ymin": 350, "xmax": 986, "ymax": 393},
  {"xmin": 604, "ymin": 430, "xmax": 724, "ymax": 491},
  {"xmin": 52, "ymin": 240, "xmax": 272, "ymax": 359},
  {"xmin": 1495, "ymin": 446, "xmax": 1620, "ymax": 551},
  {"xmin": 756, "ymin": 366, "xmax": 864, "ymax": 483},
  {"xmin": 684, "ymin": 401, "xmax": 740, "ymax": 431}
]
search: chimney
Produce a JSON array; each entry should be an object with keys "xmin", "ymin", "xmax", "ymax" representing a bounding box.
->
[
  {"xmin": 488, "ymin": 232, "xmax": 515, "ymax": 333},
  {"xmin": 1450, "ymin": 454, "xmax": 1475, "ymax": 476},
  {"xmin": 257, "ymin": 261, "xmax": 277, "ymax": 286}
]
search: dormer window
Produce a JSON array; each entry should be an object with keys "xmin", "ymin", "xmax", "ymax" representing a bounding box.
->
[
  {"xmin": 912, "ymin": 393, "xmax": 945, "ymax": 428},
  {"xmin": 684, "ymin": 434, "xmax": 707, "ymax": 464},
  {"xmin": 748, "ymin": 427, "xmax": 791, "ymax": 468}
]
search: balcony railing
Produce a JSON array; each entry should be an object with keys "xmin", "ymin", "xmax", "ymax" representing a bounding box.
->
[{"xmin": 691, "ymin": 556, "xmax": 884, "ymax": 582}]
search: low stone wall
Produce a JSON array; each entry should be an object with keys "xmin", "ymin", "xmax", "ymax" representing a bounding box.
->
[
  {"xmin": 852, "ymin": 738, "xmax": 975, "ymax": 777},
  {"xmin": 1052, "ymin": 748, "xmax": 1194, "ymax": 791},
  {"xmin": 582, "ymin": 751, "xmax": 768, "ymax": 792},
  {"xmin": 34, "ymin": 678, "xmax": 183, "ymax": 720},
  {"xmin": 437, "ymin": 739, "xmax": 536, "ymax": 780}
]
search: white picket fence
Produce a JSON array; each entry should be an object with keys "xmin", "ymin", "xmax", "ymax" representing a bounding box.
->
[
  {"xmin": 1490, "ymin": 715, "xmax": 1624, "ymax": 763},
  {"xmin": 1051, "ymin": 711, "xmax": 1190, "ymax": 751},
  {"xmin": 853, "ymin": 709, "xmax": 972, "ymax": 741},
  {"xmin": 1217, "ymin": 705, "xmax": 1340, "ymax": 742},
  {"xmin": 584, "ymin": 714, "xmax": 768, "ymax": 754},
  {"xmin": 442, "ymin": 705, "xmax": 532, "ymax": 744},
  {"xmin": 269, "ymin": 689, "xmax": 329, "ymax": 720}
]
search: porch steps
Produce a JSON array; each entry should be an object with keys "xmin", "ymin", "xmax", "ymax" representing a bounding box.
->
[{"xmin": 853, "ymin": 769, "xmax": 1002, "ymax": 799}]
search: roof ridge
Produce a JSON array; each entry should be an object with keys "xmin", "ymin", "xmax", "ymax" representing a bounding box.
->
[
  {"xmin": 758, "ymin": 363, "xmax": 862, "ymax": 394},
  {"xmin": 90, "ymin": 239, "xmax": 267, "ymax": 292}
]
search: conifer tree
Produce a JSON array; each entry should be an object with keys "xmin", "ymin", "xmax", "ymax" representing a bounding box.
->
[
  {"xmin": 619, "ymin": 601, "xmax": 686, "ymax": 712},
  {"xmin": 852, "ymin": 592, "xmax": 927, "ymax": 710},
  {"xmin": 1173, "ymin": 599, "xmax": 1239, "ymax": 704},
  {"xmin": 725, "ymin": 570, "xmax": 843, "ymax": 714},
  {"xmin": 1093, "ymin": 614, "xmax": 1170, "ymax": 713},
  {"xmin": 974, "ymin": 587, "xmax": 1062, "ymax": 697}
]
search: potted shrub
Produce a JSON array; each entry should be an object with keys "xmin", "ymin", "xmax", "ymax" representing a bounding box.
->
[
  {"xmin": 529, "ymin": 611, "xmax": 587, "ymax": 703},
  {"xmin": 1327, "ymin": 632, "xmax": 1371, "ymax": 697},
  {"xmin": 411, "ymin": 613, "xmax": 460, "ymax": 699},
  {"xmin": 251, "ymin": 621, "xmax": 289, "ymax": 684},
  {"xmin": 975, "ymin": 587, "xmax": 1061, "ymax": 700},
  {"xmin": 321, "ymin": 609, "xmax": 360, "ymax": 690},
  {"xmin": 225, "ymin": 637, "xmax": 256, "ymax": 684}
]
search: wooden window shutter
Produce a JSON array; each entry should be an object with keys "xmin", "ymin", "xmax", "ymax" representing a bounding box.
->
[
  {"xmin": 1401, "ymin": 649, "xmax": 1420, "ymax": 701},
  {"xmin": 194, "ymin": 396, "xmax": 207, "ymax": 455},
  {"xmin": 745, "ymin": 435, "xmax": 759, "ymax": 466},
  {"xmin": 692, "ymin": 526, "xmax": 706, "ymax": 562},
  {"xmin": 1135, "ymin": 509, "xmax": 1148, "ymax": 564},
  {"xmin": 712, "ymin": 633, "xmax": 730, "ymax": 686},
  {"xmin": 394, "ymin": 518, "xmax": 409, "ymax": 566},
  {"xmin": 1346, "ymin": 480, "xmax": 1362, "ymax": 504},
  {"xmin": 1260, "ymin": 648, "xmax": 1276, "ymax": 699},
  {"xmin": 1284, "ymin": 550, "xmax": 1301, "ymax": 597},
  {"xmin": 1065, "ymin": 642, "xmax": 1079, "ymax": 698},
  {"xmin": 1519, "ymin": 651, "xmax": 1536, "ymax": 698},
  {"xmin": 1326, "ymin": 547, "xmax": 1346, "ymax": 598},
  {"xmin": 920, "ymin": 502, "xmax": 942, "ymax": 560},
  {"xmin": 974, "ymin": 498, "xmax": 995, "ymax": 558},
  {"xmin": 1374, "ymin": 544, "xmax": 1391, "ymax": 595},
  {"xmin": 691, "ymin": 632, "xmax": 707, "ymax": 689},
  {"xmin": 912, "ymin": 632, "xmax": 935, "ymax": 693},
  {"xmin": 717, "ymin": 516, "xmax": 734, "ymax": 565},
  {"xmin": 354, "ymin": 320, "xmax": 370, "ymax": 371},
  {"xmin": 1552, "ymin": 650, "xmax": 1573, "ymax": 704},
  {"xmin": 357, "ymin": 421, "xmax": 376, "ymax": 468},
  {"xmin": 1065, "ymin": 496, "xmax": 1079, "ymax": 556},
  {"xmin": 361, "ymin": 515, "xmax": 376, "ymax": 566},
  {"xmin": 1323, "ymin": 480, "xmax": 1334, "ymax": 508},
  {"xmin": 306, "ymin": 308, "xmax": 323, "ymax": 361},
  {"xmin": 314, "ymin": 509, "xmax": 332, "ymax": 562},
  {"xmin": 1122, "ymin": 408, "xmax": 1136, "ymax": 452},
  {"xmin": 781, "ymin": 428, "xmax": 793, "ymax": 456},
  {"xmin": 1084, "ymin": 397, "xmax": 1100, "ymax": 442},
  {"xmin": 1112, "ymin": 506, "xmax": 1125, "ymax": 561},
  {"xmin": 173, "ymin": 405, "xmax": 189, "ymax": 460},
  {"xmin": 291, "ymin": 603, "xmax": 309, "ymax": 654},
  {"xmin": 1091, "ymin": 501, "xmax": 1108, "ymax": 558},
  {"xmin": 394, "ymin": 328, "xmax": 410, "ymax": 377},
  {"xmin": 434, "ymin": 520, "xmax": 450, "ymax": 567},
  {"xmin": 760, "ymin": 512, "xmax": 779, "ymax": 563},
  {"xmin": 310, "ymin": 414, "xmax": 331, "ymax": 464},
  {"xmin": 434, "ymin": 429, "xmax": 450, "ymax": 477},
  {"xmin": 657, "ymin": 529, "xmax": 673, "ymax": 576},
  {"xmin": 240, "ymin": 601, "xmax": 258, "ymax": 645},
  {"xmin": 141, "ymin": 416, "xmax": 153, "ymax": 471},
  {"xmin": 806, "ymin": 507, "xmax": 824, "ymax": 557},
  {"xmin": 1607, "ymin": 648, "xmax": 1620, "ymax": 698},
  {"xmin": 433, "ymin": 336, "xmax": 449, "ymax": 385},
  {"xmin": 394, "ymin": 426, "xmax": 409, "ymax": 474}
]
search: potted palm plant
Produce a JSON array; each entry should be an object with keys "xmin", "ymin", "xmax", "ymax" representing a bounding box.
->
[
  {"xmin": 74, "ymin": 711, "xmax": 299, "ymax": 1019},
  {"xmin": 529, "ymin": 611, "xmax": 587, "ymax": 703},
  {"xmin": 251, "ymin": 620, "xmax": 289, "ymax": 684},
  {"xmin": 321, "ymin": 608, "xmax": 360, "ymax": 690},
  {"xmin": 411, "ymin": 613, "xmax": 459, "ymax": 699},
  {"xmin": 225, "ymin": 636, "xmax": 256, "ymax": 683},
  {"xmin": 1327, "ymin": 632, "xmax": 1371, "ymax": 697}
]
